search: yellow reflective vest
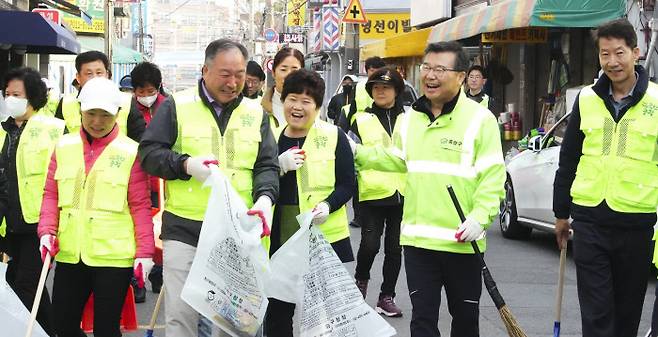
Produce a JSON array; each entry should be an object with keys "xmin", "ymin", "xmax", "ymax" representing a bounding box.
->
[
  {"xmin": 570, "ymin": 84, "xmax": 658, "ymax": 213},
  {"xmin": 295, "ymin": 120, "xmax": 350, "ymax": 243},
  {"xmin": 61, "ymin": 94, "xmax": 130, "ymax": 135},
  {"xmin": 54, "ymin": 134, "xmax": 138, "ymax": 267},
  {"xmin": 166, "ymin": 89, "xmax": 263, "ymax": 220},
  {"xmin": 16, "ymin": 115, "xmax": 66, "ymax": 223},
  {"xmin": 355, "ymin": 91, "xmax": 505, "ymax": 253},
  {"xmin": 353, "ymin": 111, "xmax": 405, "ymax": 201}
]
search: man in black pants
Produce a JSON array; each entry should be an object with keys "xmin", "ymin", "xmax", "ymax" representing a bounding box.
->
[
  {"xmin": 554, "ymin": 19, "xmax": 658, "ymax": 337},
  {"xmin": 350, "ymin": 68, "xmax": 406, "ymax": 317}
]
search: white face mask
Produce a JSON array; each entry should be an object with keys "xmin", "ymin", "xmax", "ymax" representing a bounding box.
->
[
  {"xmin": 137, "ymin": 94, "xmax": 158, "ymax": 108},
  {"xmin": 4, "ymin": 96, "xmax": 28, "ymax": 119}
]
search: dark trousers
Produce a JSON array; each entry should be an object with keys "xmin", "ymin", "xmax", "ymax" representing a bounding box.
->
[
  {"xmin": 354, "ymin": 203, "xmax": 403, "ymax": 296},
  {"xmin": 652, "ymin": 283, "xmax": 658, "ymax": 337},
  {"xmin": 5, "ymin": 233, "xmax": 54, "ymax": 336},
  {"xmin": 264, "ymin": 298, "xmax": 296, "ymax": 337},
  {"xmin": 404, "ymin": 246, "xmax": 482, "ymax": 337},
  {"xmin": 571, "ymin": 220, "xmax": 652, "ymax": 337},
  {"xmin": 52, "ymin": 262, "xmax": 133, "ymax": 337}
]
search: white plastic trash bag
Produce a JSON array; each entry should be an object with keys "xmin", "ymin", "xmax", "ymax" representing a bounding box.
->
[
  {"xmin": 0, "ymin": 263, "xmax": 50, "ymax": 337},
  {"xmin": 181, "ymin": 168, "xmax": 270, "ymax": 337},
  {"xmin": 268, "ymin": 213, "xmax": 397, "ymax": 337}
]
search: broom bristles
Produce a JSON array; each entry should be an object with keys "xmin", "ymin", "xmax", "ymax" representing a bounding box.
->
[{"xmin": 499, "ymin": 305, "xmax": 528, "ymax": 337}]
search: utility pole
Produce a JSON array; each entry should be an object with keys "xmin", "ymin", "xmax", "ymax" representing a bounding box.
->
[
  {"xmin": 137, "ymin": 0, "xmax": 144, "ymax": 53},
  {"xmin": 104, "ymin": 0, "xmax": 113, "ymax": 62},
  {"xmin": 343, "ymin": 22, "xmax": 359, "ymax": 75}
]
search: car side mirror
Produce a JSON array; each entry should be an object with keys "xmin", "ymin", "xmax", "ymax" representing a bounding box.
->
[{"xmin": 528, "ymin": 135, "xmax": 542, "ymax": 152}]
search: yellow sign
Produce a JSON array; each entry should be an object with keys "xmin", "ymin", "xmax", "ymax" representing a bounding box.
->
[
  {"xmin": 63, "ymin": 0, "xmax": 104, "ymax": 33},
  {"xmin": 359, "ymin": 13, "xmax": 415, "ymax": 40},
  {"xmin": 342, "ymin": 0, "xmax": 367, "ymax": 24},
  {"xmin": 482, "ymin": 27, "xmax": 548, "ymax": 44},
  {"xmin": 287, "ymin": 0, "xmax": 306, "ymax": 27}
]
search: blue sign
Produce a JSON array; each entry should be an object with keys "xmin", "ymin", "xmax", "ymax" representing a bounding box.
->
[{"xmin": 264, "ymin": 28, "xmax": 278, "ymax": 42}]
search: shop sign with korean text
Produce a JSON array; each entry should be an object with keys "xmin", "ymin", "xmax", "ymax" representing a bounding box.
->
[
  {"xmin": 63, "ymin": 0, "xmax": 104, "ymax": 33},
  {"xmin": 359, "ymin": 13, "xmax": 415, "ymax": 40},
  {"xmin": 481, "ymin": 27, "xmax": 548, "ymax": 44}
]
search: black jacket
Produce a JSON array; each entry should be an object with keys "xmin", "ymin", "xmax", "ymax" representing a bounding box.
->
[
  {"xmin": 553, "ymin": 65, "xmax": 656, "ymax": 228},
  {"xmin": 1, "ymin": 119, "xmax": 35, "ymax": 234},
  {"xmin": 138, "ymin": 80, "xmax": 280, "ymax": 247},
  {"xmin": 55, "ymin": 95, "xmax": 146, "ymax": 142},
  {"xmin": 349, "ymin": 101, "xmax": 406, "ymax": 206}
]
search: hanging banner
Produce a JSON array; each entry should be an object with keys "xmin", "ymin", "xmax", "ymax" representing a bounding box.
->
[
  {"xmin": 359, "ymin": 13, "xmax": 415, "ymax": 40},
  {"xmin": 287, "ymin": 0, "xmax": 306, "ymax": 27},
  {"xmin": 63, "ymin": 0, "xmax": 104, "ymax": 33}
]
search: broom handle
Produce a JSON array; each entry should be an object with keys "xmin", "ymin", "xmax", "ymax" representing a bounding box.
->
[
  {"xmin": 25, "ymin": 254, "xmax": 51, "ymax": 337},
  {"xmin": 555, "ymin": 244, "xmax": 567, "ymax": 322},
  {"xmin": 447, "ymin": 185, "xmax": 507, "ymax": 310},
  {"xmin": 148, "ymin": 285, "xmax": 165, "ymax": 329}
]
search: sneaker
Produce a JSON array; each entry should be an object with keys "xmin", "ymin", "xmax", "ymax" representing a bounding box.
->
[
  {"xmin": 355, "ymin": 279, "xmax": 368, "ymax": 299},
  {"xmin": 132, "ymin": 277, "xmax": 146, "ymax": 303},
  {"xmin": 376, "ymin": 294, "xmax": 403, "ymax": 317}
]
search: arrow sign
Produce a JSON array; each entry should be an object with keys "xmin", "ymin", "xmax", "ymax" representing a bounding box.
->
[{"xmin": 342, "ymin": 0, "xmax": 367, "ymax": 24}]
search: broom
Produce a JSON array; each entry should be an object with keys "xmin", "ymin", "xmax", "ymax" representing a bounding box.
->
[
  {"xmin": 446, "ymin": 185, "xmax": 528, "ymax": 337},
  {"xmin": 553, "ymin": 243, "xmax": 567, "ymax": 337},
  {"xmin": 144, "ymin": 285, "xmax": 165, "ymax": 337},
  {"xmin": 25, "ymin": 254, "xmax": 51, "ymax": 337}
]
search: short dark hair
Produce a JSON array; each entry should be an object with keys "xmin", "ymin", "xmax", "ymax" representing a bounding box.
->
[
  {"xmin": 75, "ymin": 51, "xmax": 110, "ymax": 73},
  {"xmin": 205, "ymin": 39, "xmax": 249, "ymax": 66},
  {"xmin": 595, "ymin": 18, "xmax": 637, "ymax": 49},
  {"xmin": 281, "ymin": 69, "xmax": 325, "ymax": 107},
  {"xmin": 467, "ymin": 65, "xmax": 486, "ymax": 78},
  {"xmin": 273, "ymin": 47, "xmax": 305, "ymax": 72},
  {"xmin": 131, "ymin": 62, "xmax": 162, "ymax": 89},
  {"xmin": 3, "ymin": 67, "xmax": 48, "ymax": 110},
  {"xmin": 246, "ymin": 60, "xmax": 265, "ymax": 81},
  {"xmin": 424, "ymin": 41, "xmax": 469, "ymax": 72},
  {"xmin": 364, "ymin": 56, "xmax": 386, "ymax": 71}
]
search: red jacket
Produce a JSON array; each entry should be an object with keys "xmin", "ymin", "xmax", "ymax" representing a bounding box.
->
[{"xmin": 38, "ymin": 125, "xmax": 155, "ymax": 258}]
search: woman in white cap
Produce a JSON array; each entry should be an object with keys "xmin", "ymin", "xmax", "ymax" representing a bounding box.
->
[{"xmin": 38, "ymin": 77, "xmax": 154, "ymax": 337}]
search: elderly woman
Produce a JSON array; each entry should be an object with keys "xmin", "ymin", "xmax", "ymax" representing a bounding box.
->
[
  {"xmin": 38, "ymin": 77, "xmax": 154, "ymax": 337},
  {"xmin": 265, "ymin": 69, "xmax": 355, "ymax": 337},
  {"xmin": 1, "ymin": 67, "xmax": 65, "ymax": 336}
]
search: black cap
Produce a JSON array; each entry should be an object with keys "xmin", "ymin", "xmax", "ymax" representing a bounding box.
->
[{"xmin": 365, "ymin": 67, "xmax": 405, "ymax": 98}]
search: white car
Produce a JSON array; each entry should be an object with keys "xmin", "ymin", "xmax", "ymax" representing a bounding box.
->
[
  {"xmin": 500, "ymin": 113, "xmax": 658, "ymax": 239},
  {"xmin": 499, "ymin": 113, "xmax": 570, "ymax": 239}
]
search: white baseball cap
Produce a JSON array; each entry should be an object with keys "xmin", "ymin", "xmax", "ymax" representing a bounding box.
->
[{"xmin": 78, "ymin": 77, "xmax": 122, "ymax": 115}]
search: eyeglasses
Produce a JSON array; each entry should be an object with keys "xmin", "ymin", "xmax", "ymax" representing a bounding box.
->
[
  {"xmin": 245, "ymin": 79, "xmax": 261, "ymax": 86},
  {"xmin": 419, "ymin": 63, "xmax": 462, "ymax": 76},
  {"xmin": 468, "ymin": 75, "xmax": 483, "ymax": 80}
]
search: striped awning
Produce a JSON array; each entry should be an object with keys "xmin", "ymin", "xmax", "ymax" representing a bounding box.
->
[{"xmin": 428, "ymin": 0, "xmax": 625, "ymax": 43}]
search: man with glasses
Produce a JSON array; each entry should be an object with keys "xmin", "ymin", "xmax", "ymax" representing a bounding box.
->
[
  {"xmin": 353, "ymin": 41, "xmax": 505, "ymax": 337},
  {"xmin": 465, "ymin": 65, "xmax": 490, "ymax": 109},
  {"xmin": 243, "ymin": 60, "xmax": 266, "ymax": 99}
]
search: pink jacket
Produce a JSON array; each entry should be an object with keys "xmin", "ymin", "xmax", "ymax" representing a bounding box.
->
[{"xmin": 38, "ymin": 125, "xmax": 155, "ymax": 258}]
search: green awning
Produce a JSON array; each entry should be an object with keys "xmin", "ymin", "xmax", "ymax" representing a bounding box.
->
[
  {"xmin": 429, "ymin": 0, "xmax": 625, "ymax": 43},
  {"xmin": 79, "ymin": 36, "xmax": 143, "ymax": 64}
]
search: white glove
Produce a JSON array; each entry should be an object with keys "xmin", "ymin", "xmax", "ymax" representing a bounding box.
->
[
  {"xmin": 278, "ymin": 147, "xmax": 305, "ymax": 175},
  {"xmin": 311, "ymin": 201, "xmax": 331, "ymax": 226},
  {"xmin": 134, "ymin": 257, "xmax": 154, "ymax": 282},
  {"xmin": 455, "ymin": 217, "xmax": 484, "ymax": 242},
  {"xmin": 185, "ymin": 155, "xmax": 218, "ymax": 183},
  {"xmin": 39, "ymin": 234, "xmax": 59, "ymax": 261},
  {"xmin": 247, "ymin": 196, "xmax": 273, "ymax": 237}
]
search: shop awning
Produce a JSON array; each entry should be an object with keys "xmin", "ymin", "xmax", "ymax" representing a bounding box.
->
[
  {"xmin": 361, "ymin": 27, "xmax": 432, "ymax": 59},
  {"xmin": 428, "ymin": 0, "xmax": 625, "ymax": 43},
  {"xmin": 0, "ymin": 10, "xmax": 80, "ymax": 54},
  {"xmin": 79, "ymin": 36, "xmax": 144, "ymax": 64}
]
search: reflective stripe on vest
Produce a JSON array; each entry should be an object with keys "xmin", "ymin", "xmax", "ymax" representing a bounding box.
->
[
  {"xmin": 54, "ymin": 134, "xmax": 138, "ymax": 267},
  {"xmin": 62, "ymin": 94, "xmax": 130, "ymax": 135},
  {"xmin": 17, "ymin": 115, "xmax": 65, "ymax": 223},
  {"xmin": 296, "ymin": 120, "xmax": 349, "ymax": 243},
  {"xmin": 166, "ymin": 89, "xmax": 263, "ymax": 221},
  {"xmin": 397, "ymin": 91, "xmax": 505, "ymax": 253},
  {"xmin": 570, "ymin": 84, "xmax": 658, "ymax": 213},
  {"xmin": 354, "ymin": 112, "xmax": 405, "ymax": 201}
]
